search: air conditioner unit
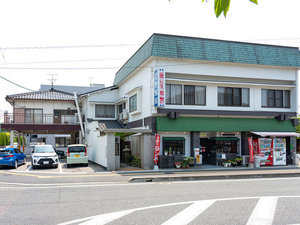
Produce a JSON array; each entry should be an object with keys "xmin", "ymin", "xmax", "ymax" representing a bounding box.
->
[{"xmin": 122, "ymin": 111, "xmax": 129, "ymax": 120}]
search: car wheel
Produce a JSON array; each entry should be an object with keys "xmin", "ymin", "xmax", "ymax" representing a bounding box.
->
[{"xmin": 14, "ymin": 160, "xmax": 18, "ymax": 169}]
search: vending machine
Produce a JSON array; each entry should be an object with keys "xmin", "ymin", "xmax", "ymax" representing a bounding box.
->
[
  {"xmin": 273, "ymin": 138, "xmax": 286, "ymax": 166},
  {"xmin": 253, "ymin": 138, "xmax": 273, "ymax": 166}
]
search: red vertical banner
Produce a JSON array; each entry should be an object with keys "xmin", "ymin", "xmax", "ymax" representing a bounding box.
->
[
  {"xmin": 248, "ymin": 137, "xmax": 254, "ymax": 164},
  {"xmin": 153, "ymin": 135, "xmax": 161, "ymax": 164}
]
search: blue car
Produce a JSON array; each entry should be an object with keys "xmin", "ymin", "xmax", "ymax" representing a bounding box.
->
[{"xmin": 0, "ymin": 148, "xmax": 27, "ymax": 169}]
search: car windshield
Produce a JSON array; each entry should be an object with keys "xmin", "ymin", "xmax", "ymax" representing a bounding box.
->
[
  {"xmin": 0, "ymin": 150, "xmax": 12, "ymax": 155},
  {"xmin": 68, "ymin": 146, "xmax": 85, "ymax": 152},
  {"xmin": 34, "ymin": 146, "xmax": 55, "ymax": 153}
]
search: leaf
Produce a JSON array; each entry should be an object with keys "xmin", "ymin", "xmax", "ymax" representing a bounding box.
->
[
  {"xmin": 214, "ymin": 0, "xmax": 231, "ymax": 17},
  {"xmin": 250, "ymin": 0, "xmax": 258, "ymax": 4}
]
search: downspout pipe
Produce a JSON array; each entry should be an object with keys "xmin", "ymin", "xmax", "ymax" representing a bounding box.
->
[{"xmin": 73, "ymin": 91, "xmax": 85, "ymax": 138}]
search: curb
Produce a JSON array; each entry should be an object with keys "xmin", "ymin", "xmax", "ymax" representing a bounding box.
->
[{"xmin": 128, "ymin": 172, "xmax": 300, "ymax": 183}]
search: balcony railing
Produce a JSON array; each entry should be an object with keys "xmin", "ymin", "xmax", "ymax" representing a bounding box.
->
[{"xmin": 3, "ymin": 113, "xmax": 79, "ymax": 125}]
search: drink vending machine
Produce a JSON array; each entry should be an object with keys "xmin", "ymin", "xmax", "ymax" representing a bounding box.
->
[{"xmin": 252, "ymin": 138, "xmax": 286, "ymax": 166}]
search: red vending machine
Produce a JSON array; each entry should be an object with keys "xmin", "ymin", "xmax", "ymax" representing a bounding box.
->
[{"xmin": 253, "ymin": 138, "xmax": 273, "ymax": 166}]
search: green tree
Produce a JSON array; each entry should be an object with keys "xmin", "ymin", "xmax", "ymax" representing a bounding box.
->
[{"xmin": 169, "ymin": 0, "xmax": 258, "ymax": 18}]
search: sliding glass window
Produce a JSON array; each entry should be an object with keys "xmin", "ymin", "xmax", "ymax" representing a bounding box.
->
[
  {"xmin": 184, "ymin": 85, "xmax": 206, "ymax": 105},
  {"xmin": 261, "ymin": 89, "xmax": 290, "ymax": 108},
  {"xmin": 218, "ymin": 87, "xmax": 249, "ymax": 107},
  {"xmin": 166, "ymin": 84, "xmax": 182, "ymax": 105}
]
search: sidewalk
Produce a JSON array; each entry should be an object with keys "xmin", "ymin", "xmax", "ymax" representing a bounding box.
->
[{"xmin": 116, "ymin": 164, "xmax": 300, "ymax": 183}]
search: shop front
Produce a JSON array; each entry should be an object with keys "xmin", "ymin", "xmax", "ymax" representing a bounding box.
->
[{"xmin": 156, "ymin": 116, "xmax": 297, "ymax": 168}]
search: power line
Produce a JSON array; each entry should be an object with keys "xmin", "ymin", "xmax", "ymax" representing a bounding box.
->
[
  {"xmin": 0, "ymin": 75, "xmax": 35, "ymax": 91},
  {"xmin": 0, "ymin": 44, "xmax": 140, "ymax": 51},
  {"xmin": 0, "ymin": 57, "xmax": 125, "ymax": 66}
]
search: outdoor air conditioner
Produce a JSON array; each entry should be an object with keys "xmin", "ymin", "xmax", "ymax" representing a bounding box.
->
[{"xmin": 122, "ymin": 111, "xmax": 129, "ymax": 120}]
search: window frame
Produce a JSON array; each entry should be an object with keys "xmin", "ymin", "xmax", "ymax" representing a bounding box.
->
[
  {"xmin": 261, "ymin": 89, "xmax": 290, "ymax": 108},
  {"xmin": 95, "ymin": 104, "xmax": 116, "ymax": 118},
  {"xmin": 165, "ymin": 84, "xmax": 182, "ymax": 105},
  {"xmin": 129, "ymin": 94, "xmax": 137, "ymax": 113},
  {"xmin": 218, "ymin": 87, "xmax": 249, "ymax": 107},
  {"xmin": 184, "ymin": 85, "xmax": 206, "ymax": 106}
]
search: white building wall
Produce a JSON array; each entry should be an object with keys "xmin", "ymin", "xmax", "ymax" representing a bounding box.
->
[
  {"xmin": 14, "ymin": 100, "xmax": 76, "ymax": 113},
  {"xmin": 85, "ymin": 121, "xmax": 107, "ymax": 167}
]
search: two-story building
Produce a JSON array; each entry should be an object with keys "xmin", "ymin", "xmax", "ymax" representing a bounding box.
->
[{"xmin": 82, "ymin": 33, "xmax": 300, "ymax": 170}]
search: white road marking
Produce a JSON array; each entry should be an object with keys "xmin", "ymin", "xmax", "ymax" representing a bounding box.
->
[
  {"xmin": 58, "ymin": 163, "xmax": 63, "ymax": 173},
  {"xmin": 246, "ymin": 196, "xmax": 278, "ymax": 225},
  {"xmin": 161, "ymin": 200, "xmax": 215, "ymax": 225},
  {"xmin": 26, "ymin": 165, "xmax": 31, "ymax": 172},
  {"xmin": 80, "ymin": 209, "xmax": 134, "ymax": 225},
  {"xmin": 60, "ymin": 196, "xmax": 300, "ymax": 225}
]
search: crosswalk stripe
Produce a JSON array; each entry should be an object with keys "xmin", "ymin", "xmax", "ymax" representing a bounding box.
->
[
  {"xmin": 246, "ymin": 197, "xmax": 278, "ymax": 225},
  {"xmin": 79, "ymin": 209, "xmax": 134, "ymax": 225},
  {"xmin": 161, "ymin": 200, "xmax": 216, "ymax": 225}
]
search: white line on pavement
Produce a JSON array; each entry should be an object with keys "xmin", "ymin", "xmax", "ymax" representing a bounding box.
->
[
  {"xmin": 80, "ymin": 210, "xmax": 134, "ymax": 225},
  {"xmin": 246, "ymin": 196, "xmax": 278, "ymax": 225},
  {"xmin": 58, "ymin": 164, "xmax": 63, "ymax": 173},
  {"xmin": 26, "ymin": 165, "xmax": 31, "ymax": 172},
  {"xmin": 161, "ymin": 200, "xmax": 215, "ymax": 225}
]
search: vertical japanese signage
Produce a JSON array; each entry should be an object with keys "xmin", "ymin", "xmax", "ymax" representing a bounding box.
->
[
  {"xmin": 248, "ymin": 137, "xmax": 254, "ymax": 164},
  {"xmin": 153, "ymin": 134, "xmax": 161, "ymax": 164},
  {"xmin": 154, "ymin": 68, "xmax": 165, "ymax": 107}
]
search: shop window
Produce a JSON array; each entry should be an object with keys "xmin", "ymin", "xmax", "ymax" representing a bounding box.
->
[
  {"xmin": 129, "ymin": 94, "xmax": 137, "ymax": 113},
  {"xmin": 163, "ymin": 137, "xmax": 185, "ymax": 155},
  {"xmin": 184, "ymin": 85, "xmax": 206, "ymax": 105},
  {"xmin": 218, "ymin": 87, "xmax": 249, "ymax": 107},
  {"xmin": 261, "ymin": 89, "xmax": 290, "ymax": 108},
  {"xmin": 166, "ymin": 84, "xmax": 182, "ymax": 105},
  {"xmin": 95, "ymin": 105, "xmax": 115, "ymax": 118}
]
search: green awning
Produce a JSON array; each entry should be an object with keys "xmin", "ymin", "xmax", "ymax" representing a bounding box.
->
[
  {"xmin": 163, "ymin": 137, "xmax": 185, "ymax": 141},
  {"xmin": 157, "ymin": 117, "xmax": 296, "ymax": 132},
  {"xmin": 210, "ymin": 137, "xmax": 240, "ymax": 141}
]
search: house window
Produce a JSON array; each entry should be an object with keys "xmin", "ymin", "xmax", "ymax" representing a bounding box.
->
[
  {"xmin": 118, "ymin": 102, "xmax": 126, "ymax": 113},
  {"xmin": 95, "ymin": 105, "xmax": 115, "ymax": 118},
  {"xmin": 129, "ymin": 94, "xmax": 137, "ymax": 113},
  {"xmin": 218, "ymin": 87, "xmax": 249, "ymax": 107},
  {"xmin": 25, "ymin": 109, "xmax": 43, "ymax": 124},
  {"xmin": 261, "ymin": 89, "xmax": 290, "ymax": 108},
  {"xmin": 55, "ymin": 137, "xmax": 70, "ymax": 147},
  {"xmin": 184, "ymin": 85, "xmax": 206, "ymax": 105},
  {"xmin": 166, "ymin": 84, "xmax": 182, "ymax": 105}
]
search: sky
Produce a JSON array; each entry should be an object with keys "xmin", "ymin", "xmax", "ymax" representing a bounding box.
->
[{"xmin": 0, "ymin": 0, "xmax": 300, "ymax": 119}]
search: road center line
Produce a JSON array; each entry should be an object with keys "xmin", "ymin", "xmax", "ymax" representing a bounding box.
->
[
  {"xmin": 161, "ymin": 200, "xmax": 215, "ymax": 225},
  {"xmin": 246, "ymin": 196, "xmax": 278, "ymax": 225}
]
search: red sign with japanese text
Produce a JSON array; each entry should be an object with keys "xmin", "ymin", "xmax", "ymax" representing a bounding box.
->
[
  {"xmin": 153, "ymin": 135, "xmax": 161, "ymax": 164},
  {"xmin": 248, "ymin": 137, "xmax": 253, "ymax": 164}
]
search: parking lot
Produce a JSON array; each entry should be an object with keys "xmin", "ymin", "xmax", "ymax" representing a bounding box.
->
[{"xmin": 0, "ymin": 157, "xmax": 106, "ymax": 173}]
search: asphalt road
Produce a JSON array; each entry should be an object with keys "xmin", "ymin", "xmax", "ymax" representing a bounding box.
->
[{"xmin": 1, "ymin": 174, "xmax": 300, "ymax": 225}]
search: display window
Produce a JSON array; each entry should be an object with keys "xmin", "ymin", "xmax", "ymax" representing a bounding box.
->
[{"xmin": 162, "ymin": 137, "xmax": 185, "ymax": 155}]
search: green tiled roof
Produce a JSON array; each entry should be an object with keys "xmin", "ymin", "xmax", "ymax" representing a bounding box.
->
[{"xmin": 114, "ymin": 33, "xmax": 300, "ymax": 85}]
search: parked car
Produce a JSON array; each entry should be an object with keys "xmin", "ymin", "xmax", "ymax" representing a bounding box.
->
[
  {"xmin": 31, "ymin": 145, "xmax": 59, "ymax": 169},
  {"xmin": 0, "ymin": 148, "xmax": 26, "ymax": 169},
  {"xmin": 54, "ymin": 148, "xmax": 65, "ymax": 159},
  {"xmin": 67, "ymin": 144, "xmax": 88, "ymax": 167}
]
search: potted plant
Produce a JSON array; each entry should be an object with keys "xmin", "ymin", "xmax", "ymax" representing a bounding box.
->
[
  {"xmin": 174, "ymin": 161, "xmax": 181, "ymax": 169},
  {"xmin": 223, "ymin": 160, "xmax": 231, "ymax": 167},
  {"xmin": 168, "ymin": 147, "xmax": 172, "ymax": 156},
  {"xmin": 164, "ymin": 149, "xmax": 168, "ymax": 156},
  {"xmin": 185, "ymin": 157, "xmax": 195, "ymax": 166},
  {"xmin": 231, "ymin": 159, "xmax": 237, "ymax": 167},
  {"xmin": 181, "ymin": 160, "xmax": 189, "ymax": 168},
  {"xmin": 235, "ymin": 157, "xmax": 242, "ymax": 166}
]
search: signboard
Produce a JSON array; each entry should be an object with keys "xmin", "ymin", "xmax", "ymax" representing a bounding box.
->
[
  {"xmin": 154, "ymin": 68, "xmax": 165, "ymax": 107},
  {"xmin": 248, "ymin": 137, "xmax": 254, "ymax": 164},
  {"xmin": 153, "ymin": 135, "xmax": 161, "ymax": 164}
]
